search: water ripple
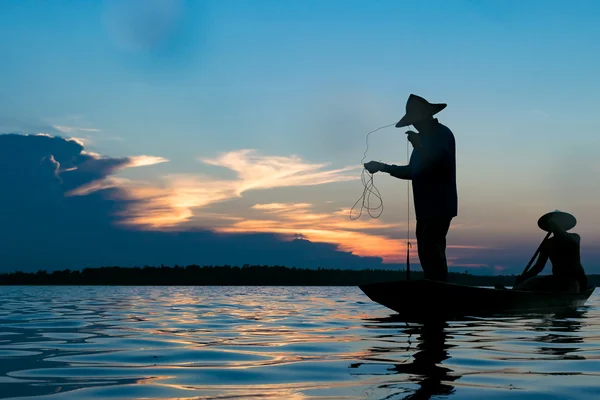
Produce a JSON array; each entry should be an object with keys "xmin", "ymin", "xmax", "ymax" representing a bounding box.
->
[{"xmin": 0, "ymin": 286, "xmax": 598, "ymax": 399}]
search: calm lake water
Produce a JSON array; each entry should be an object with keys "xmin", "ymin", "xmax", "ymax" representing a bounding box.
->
[{"xmin": 0, "ymin": 286, "xmax": 599, "ymax": 399}]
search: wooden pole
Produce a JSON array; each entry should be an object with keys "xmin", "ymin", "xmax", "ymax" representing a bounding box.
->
[
  {"xmin": 406, "ymin": 241, "xmax": 411, "ymax": 281},
  {"xmin": 521, "ymin": 231, "xmax": 552, "ymax": 276}
]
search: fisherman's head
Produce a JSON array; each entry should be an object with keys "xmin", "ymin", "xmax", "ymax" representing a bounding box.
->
[
  {"xmin": 395, "ymin": 94, "xmax": 446, "ymax": 131},
  {"xmin": 412, "ymin": 117, "xmax": 436, "ymax": 134}
]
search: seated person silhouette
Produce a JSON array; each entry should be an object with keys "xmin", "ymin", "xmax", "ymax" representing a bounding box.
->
[{"xmin": 514, "ymin": 211, "xmax": 588, "ymax": 293}]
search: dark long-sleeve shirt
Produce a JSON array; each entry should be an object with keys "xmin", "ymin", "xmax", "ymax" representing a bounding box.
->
[{"xmin": 385, "ymin": 120, "xmax": 458, "ymax": 220}]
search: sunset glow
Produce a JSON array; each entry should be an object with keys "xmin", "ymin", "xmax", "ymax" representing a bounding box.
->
[
  {"xmin": 109, "ymin": 151, "xmax": 360, "ymax": 228},
  {"xmin": 215, "ymin": 202, "xmax": 408, "ymax": 262}
]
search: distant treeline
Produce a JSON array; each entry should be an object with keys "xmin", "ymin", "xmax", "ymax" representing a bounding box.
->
[{"xmin": 3, "ymin": 265, "xmax": 599, "ymax": 286}]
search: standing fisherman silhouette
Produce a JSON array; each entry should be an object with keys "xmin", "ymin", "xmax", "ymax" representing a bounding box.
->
[{"xmin": 364, "ymin": 94, "xmax": 457, "ymax": 282}]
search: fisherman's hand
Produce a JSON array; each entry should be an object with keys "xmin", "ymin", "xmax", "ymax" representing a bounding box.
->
[
  {"xmin": 406, "ymin": 130, "xmax": 421, "ymax": 149},
  {"xmin": 364, "ymin": 161, "xmax": 386, "ymax": 174}
]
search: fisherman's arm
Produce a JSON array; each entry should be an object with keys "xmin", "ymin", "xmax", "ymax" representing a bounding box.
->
[
  {"xmin": 382, "ymin": 163, "xmax": 412, "ymax": 180},
  {"xmin": 516, "ymin": 247, "xmax": 549, "ymax": 284},
  {"xmin": 363, "ymin": 161, "xmax": 412, "ymax": 179},
  {"xmin": 381, "ymin": 139, "xmax": 443, "ymax": 179},
  {"xmin": 525, "ymin": 253, "xmax": 548, "ymax": 277}
]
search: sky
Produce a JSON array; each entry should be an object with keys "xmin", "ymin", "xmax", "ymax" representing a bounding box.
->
[{"xmin": 1, "ymin": 0, "xmax": 600, "ymax": 275}]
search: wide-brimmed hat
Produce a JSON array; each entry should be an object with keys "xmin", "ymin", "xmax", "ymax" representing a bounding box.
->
[
  {"xmin": 537, "ymin": 210, "xmax": 577, "ymax": 232},
  {"xmin": 395, "ymin": 94, "xmax": 447, "ymax": 128}
]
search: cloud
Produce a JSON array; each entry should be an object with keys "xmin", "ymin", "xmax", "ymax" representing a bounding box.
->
[
  {"xmin": 209, "ymin": 202, "xmax": 492, "ymax": 265},
  {"xmin": 3, "ymin": 133, "xmax": 596, "ymax": 275},
  {"xmin": 109, "ymin": 150, "xmax": 360, "ymax": 228},
  {"xmin": 200, "ymin": 149, "xmax": 359, "ymax": 195},
  {"xmin": 0, "ymin": 118, "xmax": 106, "ymax": 151},
  {"xmin": 67, "ymin": 137, "xmax": 91, "ymax": 146},
  {"xmin": 0, "ymin": 134, "xmax": 165, "ymax": 198},
  {"xmin": 0, "ymin": 133, "xmax": 392, "ymax": 272},
  {"xmin": 65, "ymin": 152, "xmax": 168, "ymax": 196},
  {"xmin": 252, "ymin": 203, "xmax": 312, "ymax": 212},
  {"xmin": 112, "ymin": 175, "xmax": 236, "ymax": 228},
  {"xmin": 218, "ymin": 202, "xmax": 407, "ymax": 262},
  {"xmin": 67, "ymin": 176, "xmax": 129, "ymax": 196},
  {"xmin": 40, "ymin": 154, "xmax": 61, "ymax": 181},
  {"xmin": 52, "ymin": 125, "xmax": 101, "ymax": 134},
  {"xmin": 127, "ymin": 155, "xmax": 169, "ymax": 167}
]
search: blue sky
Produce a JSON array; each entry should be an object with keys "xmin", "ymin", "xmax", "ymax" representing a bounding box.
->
[{"xmin": 1, "ymin": 0, "xmax": 599, "ymax": 274}]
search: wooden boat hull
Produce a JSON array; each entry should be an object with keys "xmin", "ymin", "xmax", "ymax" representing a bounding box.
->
[{"xmin": 359, "ymin": 279, "xmax": 595, "ymax": 320}]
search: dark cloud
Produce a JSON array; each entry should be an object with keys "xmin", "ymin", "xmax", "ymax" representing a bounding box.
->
[{"xmin": 0, "ymin": 133, "xmax": 390, "ymax": 272}]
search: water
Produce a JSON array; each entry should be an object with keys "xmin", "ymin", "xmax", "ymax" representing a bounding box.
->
[{"xmin": 0, "ymin": 286, "xmax": 598, "ymax": 399}]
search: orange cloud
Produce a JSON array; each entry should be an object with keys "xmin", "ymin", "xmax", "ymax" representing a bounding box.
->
[
  {"xmin": 115, "ymin": 175, "xmax": 236, "ymax": 227},
  {"xmin": 200, "ymin": 150, "xmax": 359, "ymax": 195},
  {"xmin": 215, "ymin": 202, "xmax": 409, "ymax": 262},
  {"xmin": 127, "ymin": 155, "xmax": 169, "ymax": 167},
  {"xmin": 66, "ymin": 154, "xmax": 168, "ymax": 197},
  {"xmin": 111, "ymin": 151, "xmax": 360, "ymax": 228},
  {"xmin": 218, "ymin": 221, "xmax": 407, "ymax": 262},
  {"xmin": 65, "ymin": 137, "xmax": 91, "ymax": 146},
  {"xmin": 252, "ymin": 203, "xmax": 312, "ymax": 212},
  {"xmin": 211, "ymin": 202, "xmax": 493, "ymax": 264},
  {"xmin": 63, "ymin": 146, "xmax": 487, "ymax": 266},
  {"xmin": 79, "ymin": 151, "xmax": 169, "ymax": 169}
]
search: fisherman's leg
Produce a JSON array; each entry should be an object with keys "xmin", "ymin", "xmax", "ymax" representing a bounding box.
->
[
  {"xmin": 513, "ymin": 275, "xmax": 552, "ymax": 291},
  {"xmin": 416, "ymin": 219, "xmax": 450, "ymax": 282},
  {"xmin": 416, "ymin": 219, "xmax": 434, "ymax": 280},
  {"xmin": 514, "ymin": 275, "xmax": 579, "ymax": 292},
  {"xmin": 429, "ymin": 218, "xmax": 452, "ymax": 282}
]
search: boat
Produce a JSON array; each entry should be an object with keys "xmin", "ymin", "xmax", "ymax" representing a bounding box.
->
[{"xmin": 359, "ymin": 279, "xmax": 596, "ymax": 320}]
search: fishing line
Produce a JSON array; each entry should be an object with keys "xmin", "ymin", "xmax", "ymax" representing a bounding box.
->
[
  {"xmin": 348, "ymin": 123, "xmax": 395, "ymax": 220},
  {"xmin": 406, "ymin": 137, "xmax": 412, "ymax": 280},
  {"xmin": 349, "ymin": 122, "xmax": 414, "ymax": 278}
]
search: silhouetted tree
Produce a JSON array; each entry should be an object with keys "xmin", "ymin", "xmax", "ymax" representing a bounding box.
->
[{"xmin": 2, "ymin": 265, "xmax": 597, "ymax": 286}]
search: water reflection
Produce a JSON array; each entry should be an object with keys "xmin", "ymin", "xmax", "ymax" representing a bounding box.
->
[
  {"xmin": 392, "ymin": 321, "xmax": 458, "ymax": 399},
  {"xmin": 351, "ymin": 307, "xmax": 592, "ymax": 399},
  {"xmin": 0, "ymin": 287, "xmax": 598, "ymax": 399},
  {"xmin": 529, "ymin": 309, "xmax": 587, "ymax": 360},
  {"xmin": 350, "ymin": 317, "xmax": 459, "ymax": 399}
]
